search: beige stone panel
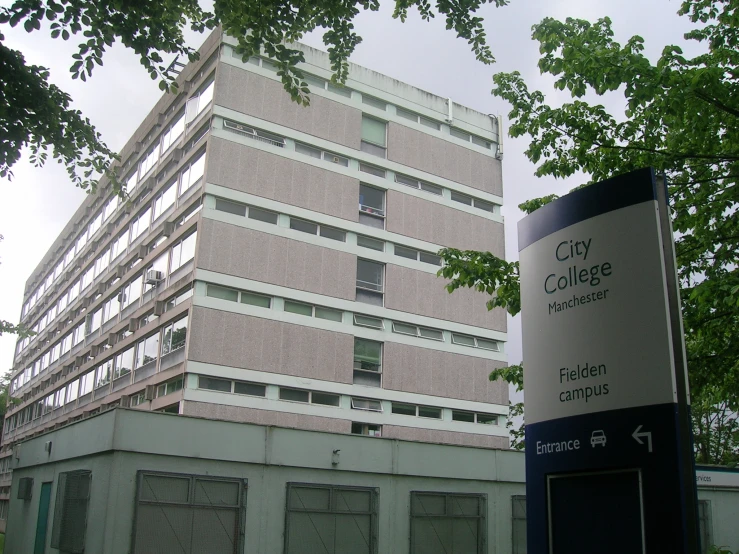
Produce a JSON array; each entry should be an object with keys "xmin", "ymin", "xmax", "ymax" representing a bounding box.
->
[
  {"xmin": 385, "ymin": 264, "xmax": 507, "ymax": 332},
  {"xmin": 188, "ymin": 307, "xmax": 354, "ymax": 383},
  {"xmin": 386, "ymin": 190, "xmax": 504, "ymax": 254},
  {"xmin": 183, "ymin": 400, "xmax": 351, "ymax": 433},
  {"xmin": 383, "ymin": 342, "xmax": 508, "ymax": 404},
  {"xmin": 214, "ymin": 64, "xmax": 362, "ymax": 148},
  {"xmin": 197, "ymin": 219, "xmax": 357, "ymax": 300},
  {"xmin": 387, "ymin": 123, "xmax": 503, "ymax": 195},
  {"xmin": 206, "ymin": 137, "xmax": 360, "ymax": 222}
]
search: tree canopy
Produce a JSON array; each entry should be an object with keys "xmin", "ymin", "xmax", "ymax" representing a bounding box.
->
[
  {"xmin": 0, "ymin": 0, "xmax": 507, "ymax": 193},
  {"xmin": 439, "ymin": 0, "xmax": 739, "ymax": 462}
]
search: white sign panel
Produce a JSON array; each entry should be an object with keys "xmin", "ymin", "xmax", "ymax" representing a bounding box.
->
[{"xmin": 520, "ymin": 201, "xmax": 679, "ymax": 425}]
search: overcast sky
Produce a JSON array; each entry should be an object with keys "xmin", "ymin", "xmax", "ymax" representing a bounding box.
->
[{"xmin": 0, "ymin": 0, "xmax": 696, "ymax": 387}]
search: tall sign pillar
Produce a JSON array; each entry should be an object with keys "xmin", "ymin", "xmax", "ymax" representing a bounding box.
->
[{"xmin": 518, "ymin": 168, "xmax": 699, "ymax": 553}]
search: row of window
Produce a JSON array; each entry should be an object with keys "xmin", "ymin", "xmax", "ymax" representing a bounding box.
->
[
  {"xmin": 203, "ymin": 283, "xmax": 500, "ymax": 354},
  {"xmin": 228, "ymin": 47, "xmax": 495, "ymax": 151},
  {"xmin": 22, "ymin": 193, "xmax": 121, "ymax": 319},
  {"xmin": 221, "ymin": 117, "xmax": 498, "ymax": 215},
  {"xmin": 5, "ymin": 316, "xmax": 188, "ymax": 432},
  {"xmin": 21, "ymin": 68, "xmax": 211, "ymax": 326},
  {"xmin": 213, "ymin": 195, "xmax": 442, "ymax": 266},
  {"xmin": 125, "ymin": 79, "xmax": 212, "ymax": 194},
  {"xmin": 10, "ymin": 232, "xmax": 197, "ymax": 395},
  {"xmin": 18, "ymin": 155, "xmax": 204, "ymax": 357},
  {"xmin": 195, "ymin": 375, "xmax": 499, "ymax": 427}
]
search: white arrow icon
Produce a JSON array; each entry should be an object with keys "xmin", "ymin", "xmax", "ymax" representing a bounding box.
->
[{"xmin": 632, "ymin": 425, "xmax": 653, "ymax": 453}]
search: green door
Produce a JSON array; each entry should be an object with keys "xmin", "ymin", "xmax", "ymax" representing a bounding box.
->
[{"xmin": 34, "ymin": 482, "xmax": 52, "ymax": 554}]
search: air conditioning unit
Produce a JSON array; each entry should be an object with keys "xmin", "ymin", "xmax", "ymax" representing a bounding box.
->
[
  {"xmin": 119, "ymin": 395, "xmax": 131, "ymax": 408},
  {"xmin": 145, "ymin": 270, "xmax": 164, "ymax": 285},
  {"xmin": 162, "ymin": 221, "xmax": 175, "ymax": 237},
  {"xmin": 154, "ymin": 301, "xmax": 166, "ymax": 316},
  {"xmin": 17, "ymin": 477, "xmax": 33, "ymax": 500},
  {"xmin": 144, "ymin": 385, "xmax": 156, "ymax": 401}
]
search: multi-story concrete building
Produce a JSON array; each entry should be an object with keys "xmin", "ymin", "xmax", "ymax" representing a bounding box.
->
[{"xmin": 0, "ymin": 28, "xmax": 507, "ymax": 534}]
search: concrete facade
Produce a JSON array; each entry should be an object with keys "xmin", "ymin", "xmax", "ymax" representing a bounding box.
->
[
  {"xmin": 4, "ymin": 410, "xmax": 739, "ymax": 554},
  {"xmin": 1, "ymin": 28, "xmax": 510, "ymax": 533}
]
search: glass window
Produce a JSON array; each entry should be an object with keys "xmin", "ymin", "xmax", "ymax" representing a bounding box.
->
[
  {"xmin": 351, "ymin": 422, "xmax": 382, "ymax": 437},
  {"xmin": 351, "ymin": 398, "xmax": 383, "ymax": 412},
  {"xmin": 76, "ymin": 231, "xmax": 87, "ymax": 254},
  {"xmin": 392, "ymin": 403, "xmax": 416, "ymax": 416},
  {"xmin": 215, "ymin": 198, "xmax": 246, "ymax": 217},
  {"xmin": 396, "ymin": 106, "xmax": 418, "ymax": 122},
  {"xmin": 450, "ymin": 127, "xmax": 472, "ymax": 141},
  {"xmin": 280, "ymin": 388, "xmax": 309, "ymax": 403},
  {"xmin": 295, "ymin": 142, "xmax": 322, "ymax": 159},
  {"xmin": 180, "ymin": 152, "xmax": 206, "ymax": 196},
  {"xmin": 64, "ymin": 247, "xmax": 75, "ymax": 267},
  {"xmin": 357, "ymin": 235, "xmax": 384, "ymax": 251},
  {"xmin": 315, "ymin": 306, "xmax": 342, "ymax": 322},
  {"xmin": 362, "ymin": 95, "xmax": 387, "ymax": 110},
  {"xmin": 66, "ymin": 379, "xmax": 79, "ymax": 403},
  {"xmin": 198, "ymin": 376, "xmax": 232, "ymax": 392},
  {"xmin": 361, "ymin": 116, "xmax": 387, "ymax": 147},
  {"xmin": 68, "ymin": 280, "xmax": 80, "ymax": 303},
  {"xmin": 359, "ymin": 184, "xmax": 385, "ymax": 216},
  {"xmin": 79, "ymin": 371, "xmax": 94, "ymax": 396},
  {"xmin": 136, "ymin": 333, "xmax": 160, "ymax": 368},
  {"xmin": 161, "ymin": 112, "xmax": 185, "ymax": 153},
  {"xmin": 121, "ymin": 275, "xmax": 143, "ymax": 308},
  {"xmin": 312, "ymin": 392, "xmax": 340, "ymax": 406},
  {"xmin": 248, "ymin": 206, "xmax": 278, "ymax": 224},
  {"xmin": 452, "ymin": 410, "xmax": 475, "ymax": 423},
  {"xmin": 72, "ymin": 323, "xmax": 85, "ymax": 346},
  {"xmin": 94, "ymin": 359, "xmax": 113, "ymax": 389},
  {"xmin": 161, "ymin": 316, "xmax": 188, "ymax": 356},
  {"xmin": 476, "ymin": 338, "xmax": 500, "ymax": 351},
  {"xmin": 114, "ymin": 347, "xmax": 134, "ymax": 379},
  {"xmin": 207, "ymin": 284, "xmax": 238, "ymax": 302},
  {"xmin": 81, "ymin": 266, "xmax": 94, "ymax": 290},
  {"xmin": 284, "ymin": 301, "xmax": 312, "ymax": 317},
  {"xmin": 419, "ymin": 252, "xmax": 442, "ymax": 266},
  {"xmin": 139, "ymin": 144, "xmax": 160, "ymax": 177},
  {"xmin": 356, "ymin": 259, "xmax": 384, "ymax": 292},
  {"xmin": 103, "ymin": 294, "xmax": 120, "ymax": 323},
  {"xmin": 354, "ymin": 314, "xmax": 384, "ymax": 329},
  {"xmin": 451, "ymin": 334, "xmax": 476, "ymax": 347},
  {"xmin": 420, "ymin": 116, "xmax": 441, "ymax": 130},
  {"xmin": 290, "ymin": 218, "xmax": 318, "ymax": 235},
  {"xmin": 359, "ymin": 162, "xmax": 386, "ymax": 179},
  {"xmin": 153, "ymin": 181, "xmax": 176, "ymax": 221},
  {"xmin": 240, "ymin": 292, "xmax": 271, "ymax": 308},
  {"xmin": 234, "ymin": 381, "xmax": 266, "ymax": 396},
  {"xmin": 477, "ymin": 413, "xmax": 497, "ymax": 425},
  {"xmin": 475, "ymin": 198, "xmax": 497, "ymax": 213},
  {"xmin": 170, "ymin": 232, "xmax": 197, "ymax": 272},
  {"xmin": 451, "ymin": 191, "xmax": 473, "ymax": 206},
  {"xmin": 353, "ymin": 338, "xmax": 382, "ymax": 387},
  {"xmin": 130, "ymin": 207, "xmax": 152, "ymax": 242},
  {"xmin": 419, "ymin": 406, "xmax": 442, "ymax": 419},
  {"xmin": 186, "ymin": 80, "xmax": 215, "ymax": 124},
  {"xmin": 395, "ymin": 245, "xmax": 417, "ymax": 260},
  {"xmin": 111, "ymin": 231, "xmax": 128, "ymax": 261},
  {"xmin": 86, "ymin": 307, "xmax": 102, "ymax": 335},
  {"xmin": 319, "ymin": 226, "xmax": 345, "ymax": 242}
]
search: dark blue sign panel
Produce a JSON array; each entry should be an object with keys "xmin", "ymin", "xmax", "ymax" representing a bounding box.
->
[{"xmin": 518, "ymin": 168, "xmax": 699, "ymax": 553}]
